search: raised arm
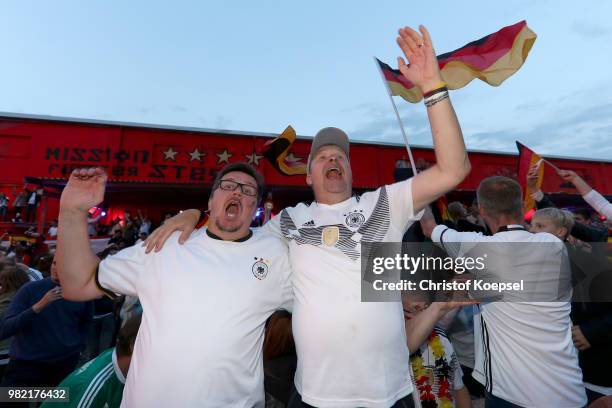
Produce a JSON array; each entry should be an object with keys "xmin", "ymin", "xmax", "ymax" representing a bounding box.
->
[
  {"xmin": 558, "ymin": 169, "xmax": 612, "ymax": 219},
  {"xmin": 57, "ymin": 168, "xmax": 107, "ymax": 301},
  {"xmin": 557, "ymin": 169, "xmax": 593, "ymax": 196},
  {"xmin": 396, "ymin": 25, "xmax": 471, "ymax": 213}
]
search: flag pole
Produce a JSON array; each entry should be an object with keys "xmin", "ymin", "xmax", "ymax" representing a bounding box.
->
[
  {"xmin": 374, "ymin": 58, "xmax": 423, "ymax": 408},
  {"xmin": 373, "ymin": 57, "xmax": 418, "ymax": 176},
  {"xmin": 541, "ymin": 158, "xmax": 560, "ymax": 172}
]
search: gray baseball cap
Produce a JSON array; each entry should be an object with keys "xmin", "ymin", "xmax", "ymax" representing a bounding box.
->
[{"xmin": 309, "ymin": 127, "xmax": 350, "ymax": 164}]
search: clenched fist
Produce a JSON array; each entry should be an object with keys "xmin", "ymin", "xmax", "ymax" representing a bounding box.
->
[{"xmin": 60, "ymin": 168, "xmax": 108, "ymax": 213}]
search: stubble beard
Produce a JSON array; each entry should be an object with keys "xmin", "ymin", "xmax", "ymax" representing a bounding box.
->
[{"xmin": 214, "ymin": 218, "xmax": 242, "ymax": 233}]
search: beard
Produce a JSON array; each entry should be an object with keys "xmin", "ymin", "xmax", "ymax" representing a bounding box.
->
[{"xmin": 214, "ymin": 218, "xmax": 242, "ymax": 233}]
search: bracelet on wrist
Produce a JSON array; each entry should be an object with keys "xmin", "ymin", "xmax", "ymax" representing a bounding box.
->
[
  {"xmin": 422, "ymin": 82, "xmax": 447, "ymax": 97},
  {"xmin": 424, "ymin": 90, "xmax": 449, "ymax": 108},
  {"xmin": 196, "ymin": 210, "xmax": 207, "ymax": 226}
]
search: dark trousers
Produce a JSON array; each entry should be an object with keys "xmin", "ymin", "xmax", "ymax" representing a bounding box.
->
[
  {"xmin": 0, "ymin": 354, "xmax": 80, "ymax": 407},
  {"xmin": 0, "ymin": 354, "xmax": 80, "ymax": 387},
  {"xmin": 461, "ymin": 365, "xmax": 485, "ymax": 397},
  {"xmin": 26, "ymin": 204, "xmax": 37, "ymax": 223},
  {"xmin": 287, "ymin": 390, "xmax": 415, "ymax": 408}
]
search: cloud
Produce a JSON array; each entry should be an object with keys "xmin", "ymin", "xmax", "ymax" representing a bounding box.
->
[
  {"xmin": 571, "ymin": 22, "xmax": 609, "ymax": 39},
  {"xmin": 468, "ymin": 102, "xmax": 612, "ymax": 159},
  {"xmin": 514, "ymin": 99, "xmax": 543, "ymax": 113},
  {"xmin": 347, "ymin": 100, "xmax": 612, "ymax": 161},
  {"xmin": 170, "ymin": 105, "xmax": 188, "ymax": 113},
  {"xmin": 136, "ymin": 106, "xmax": 155, "ymax": 115},
  {"xmin": 348, "ymin": 102, "xmax": 431, "ymax": 145}
]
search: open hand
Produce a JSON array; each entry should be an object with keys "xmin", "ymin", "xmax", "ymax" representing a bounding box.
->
[
  {"xmin": 144, "ymin": 209, "xmax": 200, "ymax": 253},
  {"xmin": 33, "ymin": 286, "xmax": 63, "ymax": 313},
  {"xmin": 396, "ymin": 25, "xmax": 443, "ymax": 93}
]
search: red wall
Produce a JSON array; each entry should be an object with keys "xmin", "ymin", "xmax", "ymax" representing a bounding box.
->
[{"xmin": 1, "ymin": 115, "xmax": 610, "ymax": 227}]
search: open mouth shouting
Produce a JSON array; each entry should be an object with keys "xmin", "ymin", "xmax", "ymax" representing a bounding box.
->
[
  {"xmin": 224, "ymin": 198, "xmax": 243, "ymax": 220},
  {"xmin": 325, "ymin": 166, "xmax": 343, "ymax": 180}
]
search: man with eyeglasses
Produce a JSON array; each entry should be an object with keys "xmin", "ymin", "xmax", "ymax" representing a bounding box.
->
[
  {"xmin": 145, "ymin": 25, "xmax": 472, "ymax": 407},
  {"xmin": 55, "ymin": 163, "xmax": 293, "ymax": 407}
]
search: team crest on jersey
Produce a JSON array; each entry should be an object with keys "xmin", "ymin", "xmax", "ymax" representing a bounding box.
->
[
  {"xmin": 322, "ymin": 226, "xmax": 340, "ymax": 246},
  {"xmin": 345, "ymin": 210, "xmax": 365, "ymax": 228},
  {"xmin": 252, "ymin": 257, "xmax": 269, "ymax": 280}
]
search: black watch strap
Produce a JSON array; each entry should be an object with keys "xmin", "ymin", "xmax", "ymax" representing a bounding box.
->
[{"xmin": 197, "ymin": 209, "xmax": 207, "ymax": 225}]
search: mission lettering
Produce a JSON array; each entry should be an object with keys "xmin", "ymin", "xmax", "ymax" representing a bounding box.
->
[{"xmin": 45, "ymin": 147, "xmax": 217, "ymax": 181}]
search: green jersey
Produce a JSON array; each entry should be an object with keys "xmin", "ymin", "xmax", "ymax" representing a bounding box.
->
[{"xmin": 41, "ymin": 348, "xmax": 125, "ymax": 408}]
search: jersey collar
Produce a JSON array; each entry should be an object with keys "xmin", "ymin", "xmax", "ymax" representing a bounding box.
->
[
  {"xmin": 496, "ymin": 224, "xmax": 526, "ymax": 233},
  {"xmin": 205, "ymin": 228, "xmax": 253, "ymax": 242}
]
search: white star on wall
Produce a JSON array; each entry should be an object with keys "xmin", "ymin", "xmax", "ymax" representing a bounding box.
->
[
  {"xmin": 163, "ymin": 147, "xmax": 178, "ymax": 161},
  {"xmin": 245, "ymin": 151, "xmax": 263, "ymax": 166},
  {"xmin": 189, "ymin": 148, "xmax": 205, "ymax": 162},
  {"xmin": 216, "ymin": 149, "xmax": 233, "ymax": 164}
]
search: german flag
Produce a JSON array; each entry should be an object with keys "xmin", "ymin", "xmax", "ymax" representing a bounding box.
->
[
  {"xmin": 376, "ymin": 58, "xmax": 422, "ymax": 103},
  {"xmin": 516, "ymin": 141, "xmax": 544, "ymax": 213},
  {"xmin": 436, "ymin": 195, "xmax": 453, "ymax": 223},
  {"xmin": 261, "ymin": 126, "xmax": 307, "ymax": 176},
  {"xmin": 377, "ymin": 20, "xmax": 537, "ymax": 103}
]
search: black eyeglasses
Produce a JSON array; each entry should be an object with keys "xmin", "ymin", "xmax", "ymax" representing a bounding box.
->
[{"xmin": 216, "ymin": 179, "xmax": 258, "ymax": 197}]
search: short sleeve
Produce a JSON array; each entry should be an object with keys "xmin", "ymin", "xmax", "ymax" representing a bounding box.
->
[
  {"xmin": 97, "ymin": 244, "xmax": 146, "ymax": 297},
  {"xmin": 431, "ymin": 225, "xmax": 483, "ymax": 259},
  {"xmin": 385, "ymin": 178, "xmax": 424, "ymax": 234}
]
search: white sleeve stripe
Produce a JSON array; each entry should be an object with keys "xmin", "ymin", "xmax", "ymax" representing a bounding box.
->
[
  {"xmin": 439, "ymin": 227, "xmax": 450, "ymax": 253},
  {"xmin": 77, "ymin": 364, "xmax": 114, "ymax": 408},
  {"xmin": 480, "ymin": 315, "xmax": 493, "ymax": 394},
  {"xmin": 79, "ymin": 366, "xmax": 114, "ymax": 408}
]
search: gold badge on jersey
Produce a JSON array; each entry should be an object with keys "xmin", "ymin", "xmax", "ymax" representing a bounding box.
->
[{"xmin": 322, "ymin": 226, "xmax": 339, "ymax": 246}]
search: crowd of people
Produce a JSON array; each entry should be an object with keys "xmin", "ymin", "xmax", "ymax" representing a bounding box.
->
[
  {"xmin": 0, "ymin": 24, "xmax": 609, "ymax": 408},
  {"xmin": 0, "ymin": 208, "xmax": 165, "ymax": 407},
  {"xmin": 0, "ymin": 188, "xmax": 43, "ymax": 224}
]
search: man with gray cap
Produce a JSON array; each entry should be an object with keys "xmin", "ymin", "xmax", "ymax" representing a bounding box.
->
[{"xmin": 147, "ymin": 24, "xmax": 471, "ymax": 407}]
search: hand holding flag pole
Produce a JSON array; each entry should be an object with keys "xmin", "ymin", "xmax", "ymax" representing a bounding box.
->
[{"xmin": 517, "ymin": 141, "xmax": 567, "ymax": 212}]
